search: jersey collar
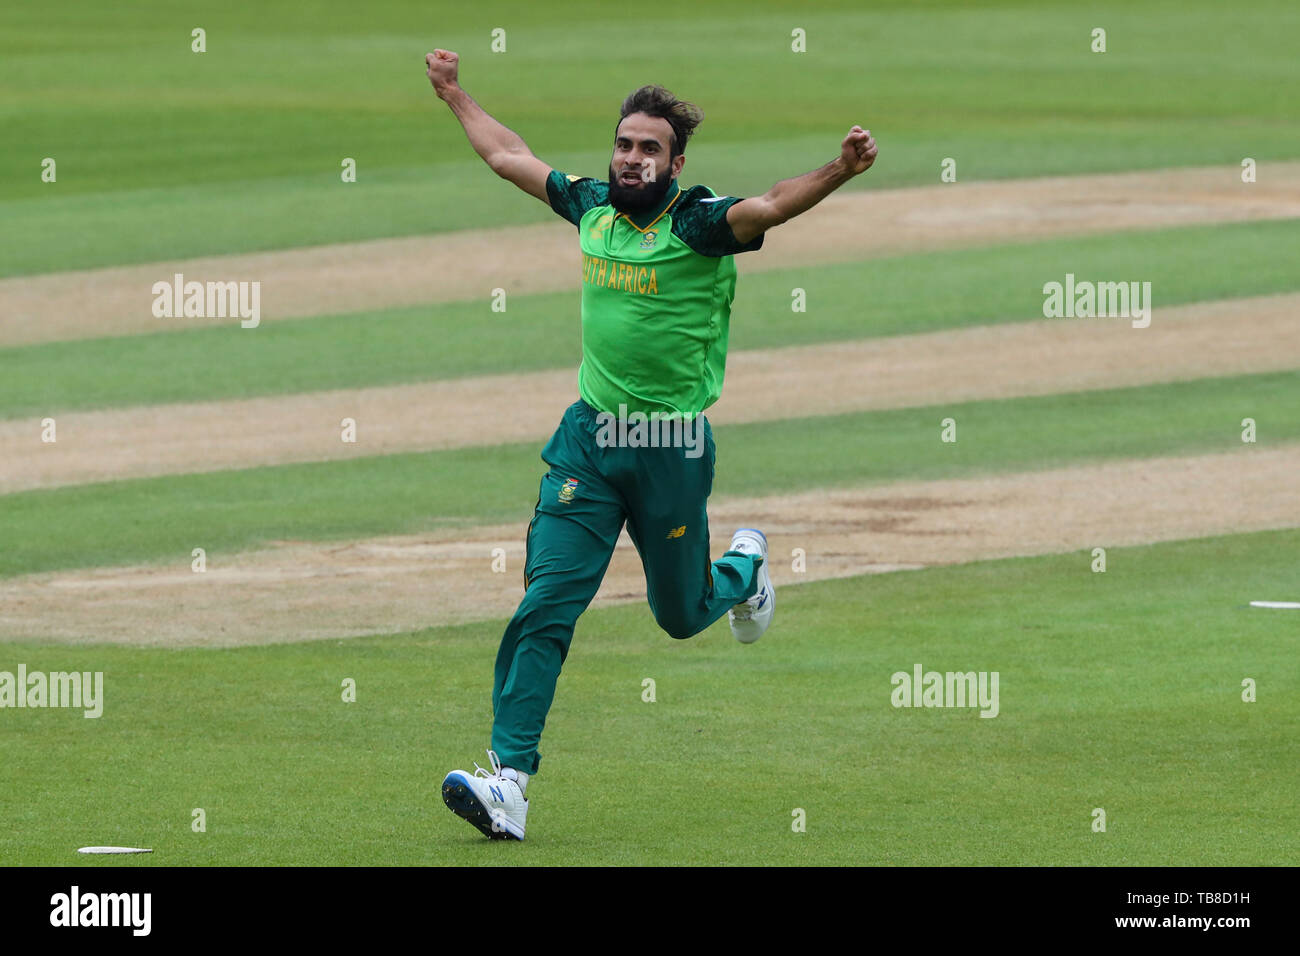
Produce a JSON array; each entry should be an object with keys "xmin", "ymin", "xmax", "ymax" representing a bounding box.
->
[{"xmin": 616, "ymin": 178, "xmax": 682, "ymax": 233}]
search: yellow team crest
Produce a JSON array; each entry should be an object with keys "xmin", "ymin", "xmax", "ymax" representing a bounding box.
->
[
  {"xmin": 558, "ymin": 478, "xmax": 579, "ymax": 503},
  {"xmin": 665, "ymin": 525, "xmax": 686, "ymax": 539},
  {"xmin": 589, "ymin": 214, "xmax": 615, "ymax": 239}
]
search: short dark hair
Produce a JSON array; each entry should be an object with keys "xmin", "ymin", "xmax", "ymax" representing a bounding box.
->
[{"xmin": 617, "ymin": 85, "xmax": 703, "ymax": 159}]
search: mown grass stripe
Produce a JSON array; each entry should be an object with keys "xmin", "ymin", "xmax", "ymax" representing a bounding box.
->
[
  {"xmin": 1, "ymin": 370, "xmax": 1295, "ymax": 578},
  {"xmin": 5, "ymin": 1, "xmax": 1300, "ymax": 275},
  {"xmin": 2, "ymin": 218, "xmax": 1298, "ymax": 418}
]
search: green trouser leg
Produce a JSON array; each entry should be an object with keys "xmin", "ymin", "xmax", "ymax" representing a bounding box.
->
[
  {"xmin": 619, "ymin": 414, "xmax": 760, "ymax": 640},
  {"xmin": 491, "ymin": 401, "xmax": 762, "ymax": 775}
]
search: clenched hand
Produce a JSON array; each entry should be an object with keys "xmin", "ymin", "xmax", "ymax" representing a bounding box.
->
[
  {"xmin": 840, "ymin": 126, "xmax": 878, "ymax": 175},
  {"xmin": 426, "ymin": 48, "xmax": 460, "ymax": 97}
]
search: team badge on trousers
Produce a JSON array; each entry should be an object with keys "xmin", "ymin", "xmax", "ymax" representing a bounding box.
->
[{"xmin": 558, "ymin": 478, "xmax": 579, "ymax": 503}]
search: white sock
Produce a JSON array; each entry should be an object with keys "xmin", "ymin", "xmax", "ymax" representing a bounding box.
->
[{"xmin": 501, "ymin": 766, "xmax": 529, "ymax": 795}]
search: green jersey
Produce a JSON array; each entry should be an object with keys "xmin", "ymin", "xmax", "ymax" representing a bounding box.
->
[{"xmin": 545, "ymin": 170, "xmax": 764, "ymax": 418}]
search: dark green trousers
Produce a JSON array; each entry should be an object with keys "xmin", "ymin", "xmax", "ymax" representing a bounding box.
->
[{"xmin": 490, "ymin": 399, "xmax": 762, "ymax": 774}]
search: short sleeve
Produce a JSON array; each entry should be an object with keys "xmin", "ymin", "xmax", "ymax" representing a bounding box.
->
[
  {"xmin": 546, "ymin": 171, "xmax": 610, "ymax": 227},
  {"xmin": 673, "ymin": 193, "xmax": 765, "ymax": 257}
]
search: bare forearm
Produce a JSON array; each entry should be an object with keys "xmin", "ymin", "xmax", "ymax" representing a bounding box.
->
[
  {"xmin": 763, "ymin": 157, "xmax": 854, "ymax": 224},
  {"xmin": 437, "ymin": 85, "xmax": 533, "ymax": 169},
  {"xmin": 727, "ymin": 126, "xmax": 876, "ymax": 242},
  {"xmin": 425, "ymin": 49, "xmax": 551, "ymax": 201}
]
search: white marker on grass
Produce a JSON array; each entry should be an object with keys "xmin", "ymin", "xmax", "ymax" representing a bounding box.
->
[{"xmin": 77, "ymin": 846, "xmax": 153, "ymax": 855}]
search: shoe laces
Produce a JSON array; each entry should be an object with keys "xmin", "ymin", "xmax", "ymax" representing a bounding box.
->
[{"xmin": 473, "ymin": 749, "xmax": 505, "ymax": 779}]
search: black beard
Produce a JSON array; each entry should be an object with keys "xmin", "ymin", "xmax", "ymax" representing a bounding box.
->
[{"xmin": 608, "ymin": 165, "xmax": 674, "ymax": 214}]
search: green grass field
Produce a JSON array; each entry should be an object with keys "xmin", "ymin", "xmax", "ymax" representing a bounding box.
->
[
  {"xmin": 2, "ymin": 0, "xmax": 1297, "ymax": 867},
  {"xmin": 3, "ymin": 531, "xmax": 1296, "ymax": 865},
  {"xmin": 3, "ymin": 0, "xmax": 1299, "ymax": 273}
]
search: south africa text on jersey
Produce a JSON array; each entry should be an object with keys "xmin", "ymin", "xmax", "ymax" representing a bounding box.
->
[{"xmin": 582, "ymin": 255, "xmax": 659, "ymax": 295}]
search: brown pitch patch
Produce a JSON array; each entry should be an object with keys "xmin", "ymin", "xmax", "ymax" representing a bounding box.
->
[
  {"xmin": 3, "ymin": 292, "xmax": 1297, "ymax": 494},
  {"xmin": 1, "ymin": 445, "xmax": 1295, "ymax": 647},
  {"xmin": 2, "ymin": 163, "xmax": 1297, "ymax": 347}
]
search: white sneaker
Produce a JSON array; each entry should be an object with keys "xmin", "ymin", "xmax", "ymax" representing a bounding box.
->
[
  {"xmin": 441, "ymin": 750, "xmax": 528, "ymax": 840},
  {"xmin": 728, "ymin": 528, "xmax": 774, "ymax": 644}
]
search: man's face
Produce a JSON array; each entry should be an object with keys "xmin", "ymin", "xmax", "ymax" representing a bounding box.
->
[{"xmin": 607, "ymin": 112, "xmax": 684, "ymax": 214}]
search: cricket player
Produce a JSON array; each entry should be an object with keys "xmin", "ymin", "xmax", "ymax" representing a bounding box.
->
[{"xmin": 425, "ymin": 48, "xmax": 877, "ymax": 840}]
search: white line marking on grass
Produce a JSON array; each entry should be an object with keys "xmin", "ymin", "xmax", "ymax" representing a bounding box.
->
[{"xmin": 77, "ymin": 846, "xmax": 153, "ymax": 854}]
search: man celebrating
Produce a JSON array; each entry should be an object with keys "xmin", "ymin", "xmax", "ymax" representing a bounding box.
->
[{"xmin": 426, "ymin": 48, "xmax": 877, "ymax": 841}]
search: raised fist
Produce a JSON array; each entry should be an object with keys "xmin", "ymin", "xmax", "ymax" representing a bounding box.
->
[
  {"xmin": 841, "ymin": 126, "xmax": 878, "ymax": 175},
  {"xmin": 426, "ymin": 49, "xmax": 460, "ymax": 96}
]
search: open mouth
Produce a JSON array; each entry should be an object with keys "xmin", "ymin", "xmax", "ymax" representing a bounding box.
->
[{"xmin": 619, "ymin": 169, "xmax": 644, "ymax": 186}]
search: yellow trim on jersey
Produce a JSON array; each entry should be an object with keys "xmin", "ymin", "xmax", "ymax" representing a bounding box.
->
[{"xmin": 617, "ymin": 183, "xmax": 683, "ymax": 234}]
